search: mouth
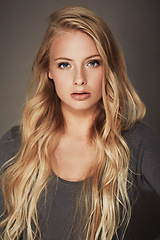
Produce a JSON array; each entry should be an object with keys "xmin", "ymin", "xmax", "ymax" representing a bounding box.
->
[
  {"xmin": 71, "ymin": 92, "xmax": 89, "ymax": 95},
  {"xmin": 71, "ymin": 91, "xmax": 90, "ymax": 101}
]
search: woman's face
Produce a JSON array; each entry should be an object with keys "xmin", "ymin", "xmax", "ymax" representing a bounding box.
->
[{"xmin": 49, "ymin": 30, "xmax": 103, "ymax": 115}]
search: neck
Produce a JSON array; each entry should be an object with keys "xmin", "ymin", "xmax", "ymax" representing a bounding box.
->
[{"xmin": 61, "ymin": 106, "xmax": 95, "ymax": 138}]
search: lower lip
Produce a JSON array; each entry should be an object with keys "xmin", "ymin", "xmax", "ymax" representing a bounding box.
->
[{"xmin": 71, "ymin": 93, "xmax": 90, "ymax": 101}]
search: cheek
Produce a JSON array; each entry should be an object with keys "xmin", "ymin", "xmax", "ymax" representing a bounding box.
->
[
  {"xmin": 95, "ymin": 77, "xmax": 103, "ymax": 100},
  {"xmin": 93, "ymin": 73, "xmax": 103, "ymax": 93},
  {"xmin": 52, "ymin": 76, "xmax": 70, "ymax": 100},
  {"xmin": 53, "ymin": 80, "xmax": 63, "ymax": 98},
  {"xmin": 97, "ymin": 83, "xmax": 102, "ymax": 98}
]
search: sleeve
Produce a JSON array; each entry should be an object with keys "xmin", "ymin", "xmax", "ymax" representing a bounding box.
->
[
  {"xmin": 0, "ymin": 126, "xmax": 21, "ymax": 167},
  {"xmin": 140, "ymin": 124, "xmax": 160, "ymax": 197},
  {"xmin": 0, "ymin": 126, "xmax": 21, "ymax": 221},
  {"xmin": 124, "ymin": 122, "xmax": 160, "ymax": 197},
  {"xmin": 123, "ymin": 123, "xmax": 160, "ymax": 240}
]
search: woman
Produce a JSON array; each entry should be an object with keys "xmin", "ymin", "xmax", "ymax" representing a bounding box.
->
[{"xmin": 0, "ymin": 5, "xmax": 160, "ymax": 240}]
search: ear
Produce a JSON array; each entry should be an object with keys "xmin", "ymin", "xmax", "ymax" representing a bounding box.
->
[{"xmin": 48, "ymin": 69, "xmax": 53, "ymax": 80}]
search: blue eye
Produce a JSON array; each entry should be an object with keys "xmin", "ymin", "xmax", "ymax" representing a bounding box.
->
[
  {"xmin": 88, "ymin": 60, "xmax": 100, "ymax": 67},
  {"xmin": 58, "ymin": 62, "xmax": 70, "ymax": 69}
]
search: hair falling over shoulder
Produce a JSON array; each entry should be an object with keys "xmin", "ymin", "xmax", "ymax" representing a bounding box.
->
[{"xmin": 0, "ymin": 6, "xmax": 145, "ymax": 240}]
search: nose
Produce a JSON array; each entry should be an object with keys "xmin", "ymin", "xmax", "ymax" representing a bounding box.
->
[{"xmin": 73, "ymin": 67, "xmax": 87, "ymax": 86}]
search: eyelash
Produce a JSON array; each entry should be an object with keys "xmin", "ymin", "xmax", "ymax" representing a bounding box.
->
[
  {"xmin": 87, "ymin": 60, "xmax": 100, "ymax": 67},
  {"xmin": 57, "ymin": 59, "xmax": 101, "ymax": 69},
  {"xmin": 58, "ymin": 62, "xmax": 70, "ymax": 69}
]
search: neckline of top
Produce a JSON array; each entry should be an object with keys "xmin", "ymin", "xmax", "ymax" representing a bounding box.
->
[{"xmin": 51, "ymin": 171, "xmax": 85, "ymax": 185}]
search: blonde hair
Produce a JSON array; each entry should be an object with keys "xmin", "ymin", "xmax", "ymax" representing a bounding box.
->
[{"xmin": 0, "ymin": 6, "xmax": 145, "ymax": 240}]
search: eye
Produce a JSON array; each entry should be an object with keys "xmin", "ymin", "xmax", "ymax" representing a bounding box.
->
[
  {"xmin": 87, "ymin": 60, "xmax": 100, "ymax": 67},
  {"xmin": 58, "ymin": 62, "xmax": 70, "ymax": 69}
]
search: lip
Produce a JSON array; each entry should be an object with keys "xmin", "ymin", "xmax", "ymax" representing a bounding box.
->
[{"xmin": 71, "ymin": 91, "xmax": 91, "ymax": 101}]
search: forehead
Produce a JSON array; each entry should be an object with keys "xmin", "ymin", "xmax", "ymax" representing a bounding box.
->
[{"xmin": 49, "ymin": 30, "xmax": 100, "ymax": 59}]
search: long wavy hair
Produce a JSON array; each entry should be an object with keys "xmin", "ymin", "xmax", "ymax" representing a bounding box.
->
[{"xmin": 0, "ymin": 6, "xmax": 145, "ymax": 240}]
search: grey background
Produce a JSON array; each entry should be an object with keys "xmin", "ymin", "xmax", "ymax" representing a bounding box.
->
[
  {"xmin": 0, "ymin": 0, "xmax": 160, "ymax": 138},
  {"xmin": 0, "ymin": 1, "xmax": 160, "ymax": 239}
]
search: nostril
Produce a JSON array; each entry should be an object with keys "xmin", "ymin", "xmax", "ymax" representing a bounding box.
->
[{"xmin": 74, "ymin": 80, "xmax": 87, "ymax": 86}]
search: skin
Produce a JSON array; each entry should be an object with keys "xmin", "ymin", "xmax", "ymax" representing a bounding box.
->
[{"xmin": 49, "ymin": 30, "xmax": 103, "ymax": 181}]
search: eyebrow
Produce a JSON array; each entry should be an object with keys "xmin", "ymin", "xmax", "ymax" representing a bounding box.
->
[{"xmin": 54, "ymin": 54, "xmax": 101, "ymax": 61}]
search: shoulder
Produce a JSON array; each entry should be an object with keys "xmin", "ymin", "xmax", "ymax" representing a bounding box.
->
[
  {"xmin": 122, "ymin": 121, "xmax": 160, "ymax": 156},
  {"xmin": 122, "ymin": 121, "xmax": 159, "ymax": 143},
  {"xmin": 0, "ymin": 126, "xmax": 21, "ymax": 167}
]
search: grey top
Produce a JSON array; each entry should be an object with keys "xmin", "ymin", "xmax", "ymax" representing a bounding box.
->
[{"xmin": 0, "ymin": 122, "xmax": 160, "ymax": 239}]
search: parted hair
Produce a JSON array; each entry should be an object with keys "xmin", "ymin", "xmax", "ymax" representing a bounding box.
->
[{"xmin": 0, "ymin": 6, "xmax": 145, "ymax": 240}]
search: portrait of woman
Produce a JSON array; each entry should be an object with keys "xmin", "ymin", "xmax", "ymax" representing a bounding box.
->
[{"xmin": 0, "ymin": 4, "xmax": 160, "ymax": 240}]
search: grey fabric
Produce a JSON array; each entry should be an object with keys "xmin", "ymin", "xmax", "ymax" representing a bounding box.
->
[{"xmin": 0, "ymin": 122, "xmax": 160, "ymax": 239}]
